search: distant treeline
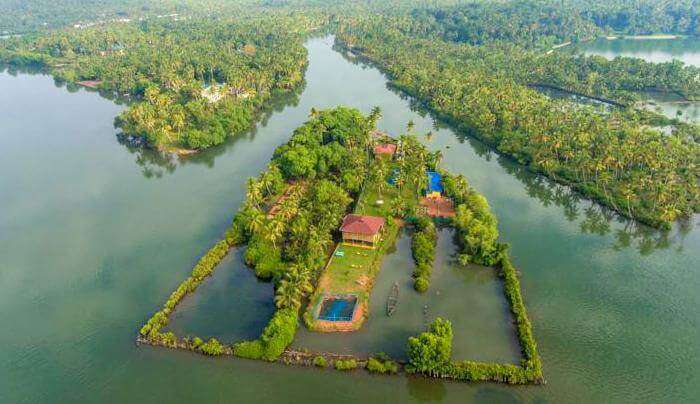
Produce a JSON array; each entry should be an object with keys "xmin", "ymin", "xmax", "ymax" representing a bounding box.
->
[{"xmin": 409, "ymin": 0, "xmax": 700, "ymax": 48}]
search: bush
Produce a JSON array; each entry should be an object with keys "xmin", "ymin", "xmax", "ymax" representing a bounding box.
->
[
  {"xmin": 245, "ymin": 236, "xmax": 283, "ymax": 279},
  {"xmin": 367, "ymin": 353, "xmax": 398, "ymax": 374},
  {"xmin": 406, "ymin": 317, "xmax": 453, "ymax": 375},
  {"xmin": 199, "ymin": 338, "xmax": 224, "ymax": 356},
  {"xmin": 313, "ymin": 356, "xmax": 328, "ymax": 367},
  {"xmin": 232, "ymin": 310, "xmax": 297, "ymax": 361},
  {"xmin": 334, "ymin": 359, "xmax": 358, "ymax": 371},
  {"xmin": 414, "ymin": 276, "xmax": 429, "ymax": 293},
  {"xmin": 226, "ymin": 211, "xmax": 250, "ymax": 245},
  {"xmin": 259, "ymin": 308, "xmax": 298, "ymax": 361},
  {"xmin": 411, "ymin": 218, "xmax": 437, "ymax": 292},
  {"xmin": 233, "ymin": 340, "xmax": 264, "ymax": 359}
]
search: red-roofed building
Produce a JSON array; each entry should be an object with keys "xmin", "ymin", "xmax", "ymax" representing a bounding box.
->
[
  {"xmin": 340, "ymin": 214, "xmax": 385, "ymax": 248},
  {"xmin": 374, "ymin": 143, "xmax": 397, "ymax": 158}
]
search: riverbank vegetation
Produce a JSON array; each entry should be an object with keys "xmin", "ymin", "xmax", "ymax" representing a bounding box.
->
[
  {"xmin": 336, "ymin": 15, "xmax": 699, "ymax": 228},
  {"xmin": 411, "ymin": 216, "xmax": 437, "ymax": 293},
  {"xmin": 0, "ymin": 14, "xmax": 318, "ymax": 152}
]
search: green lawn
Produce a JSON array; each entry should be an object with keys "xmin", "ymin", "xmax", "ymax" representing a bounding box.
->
[
  {"xmin": 304, "ymin": 157, "xmax": 411, "ymax": 330},
  {"xmin": 319, "ymin": 245, "xmax": 378, "ymax": 295}
]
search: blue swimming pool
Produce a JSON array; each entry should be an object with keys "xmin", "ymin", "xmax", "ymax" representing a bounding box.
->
[{"xmin": 317, "ymin": 295, "xmax": 358, "ymax": 321}]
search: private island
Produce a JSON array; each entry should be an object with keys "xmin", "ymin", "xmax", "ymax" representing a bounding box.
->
[{"xmin": 137, "ymin": 107, "xmax": 543, "ymax": 384}]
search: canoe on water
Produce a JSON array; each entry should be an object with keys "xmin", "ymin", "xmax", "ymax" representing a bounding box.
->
[{"xmin": 386, "ymin": 282, "xmax": 399, "ymax": 316}]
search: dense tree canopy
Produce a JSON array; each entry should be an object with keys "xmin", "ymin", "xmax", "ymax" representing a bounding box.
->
[
  {"xmin": 0, "ymin": 14, "xmax": 320, "ymax": 151},
  {"xmin": 337, "ymin": 14, "xmax": 699, "ymax": 228}
]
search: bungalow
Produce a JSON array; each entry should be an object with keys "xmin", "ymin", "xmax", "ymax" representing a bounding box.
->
[
  {"xmin": 340, "ymin": 214, "xmax": 385, "ymax": 248},
  {"xmin": 374, "ymin": 143, "xmax": 397, "ymax": 158}
]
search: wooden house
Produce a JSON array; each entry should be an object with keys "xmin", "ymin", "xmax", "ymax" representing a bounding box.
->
[{"xmin": 340, "ymin": 214, "xmax": 385, "ymax": 248}]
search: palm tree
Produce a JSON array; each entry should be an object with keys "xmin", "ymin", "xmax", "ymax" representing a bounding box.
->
[
  {"xmin": 274, "ymin": 281, "xmax": 299, "ymax": 309},
  {"xmin": 274, "ymin": 265, "xmax": 313, "ymax": 309},
  {"xmin": 246, "ymin": 178, "xmax": 263, "ymax": 209},
  {"xmin": 369, "ymin": 106, "xmax": 382, "ymax": 126}
]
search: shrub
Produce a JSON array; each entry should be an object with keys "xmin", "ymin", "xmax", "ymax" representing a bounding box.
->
[
  {"xmin": 200, "ymin": 338, "xmax": 224, "ymax": 356},
  {"xmin": 367, "ymin": 353, "xmax": 398, "ymax": 374},
  {"xmin": 245, "ymin": 236, "xmax": 283, "ymax": 279},
  {"xmin": 232, "ymin": 309, "xmax": 296, "ymax": 361},
  {"xmin": 414, "ymin": 276, "xmax": 429, "ymax": 293},
  {"xmin": 313, "ymin": 356, "xmax": 328, "ymax": 367},
  {"xmin": 406, "ymin": 317, "xmax": 452, "ymax": 375},
  {"xmin": 233, "ymin": 340, "xmax": 264, "ymax": 359},
  {"xmin": 411, "ymin": 218, "xmax": 437, "ymax": 292},
  {"xmin": 192, "ymin": 337, "xmax": 203, "ymax": 348},
  {"xmin": 334, "ymin": 359, "xmax": 357, "ymax": 370},
  {"xmin": 226, "ymin": 211, "xmax": 249, "ymax": 245}
]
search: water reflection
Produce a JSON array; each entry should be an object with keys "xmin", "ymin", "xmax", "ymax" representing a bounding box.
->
[
  {"xmin": 496, "ymin": 155, "xmax": 695, "ymax": 255},
  {"xmin": 0, "ymin": 63, "xmax": 305, "ymax": 178},
  {"xmin": 406, "ymin": 376, "xmax": 447, "ymax": 403}
]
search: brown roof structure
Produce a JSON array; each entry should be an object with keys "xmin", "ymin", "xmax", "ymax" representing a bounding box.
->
[
  {"xmin": 340, "ymin": 214, "xmax": 385, "ymax": 236},
  {"xmin": 374, "ymin": 143, "xmax": 397, "ymax": 155}
]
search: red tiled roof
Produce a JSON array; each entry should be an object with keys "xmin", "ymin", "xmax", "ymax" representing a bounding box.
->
[
  {"xmin": 340, "ymin": 214, "xmax": 385, "ymax": 235},
  {"xmin": 374, "ymin": 143, "xmax": 397, "ymax": 155}
]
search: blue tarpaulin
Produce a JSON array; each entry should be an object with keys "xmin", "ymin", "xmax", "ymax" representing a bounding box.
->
[
  {"xmin": 388, "ymin": 168, "xmax": 400, "ymax": 185},
  {"xmin": 427, "ymin": 171, "xmax": 443, "ymax": 194}
]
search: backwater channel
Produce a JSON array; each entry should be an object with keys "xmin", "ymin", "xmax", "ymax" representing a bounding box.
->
[
  {"xmin": 1, "ymin": 35, "xmax": 698, "ymax": 403},
  {"xmin": 575, "ymin": 37, "xmax": 700, "ymax": 121}
]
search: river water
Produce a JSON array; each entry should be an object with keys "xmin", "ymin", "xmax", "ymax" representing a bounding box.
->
[{"xmin": 1, "ymin": 36, "xmax": 698, "ymax": 403}]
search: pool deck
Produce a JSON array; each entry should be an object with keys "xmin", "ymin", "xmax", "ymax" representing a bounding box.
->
[{"xmin": 305, "ymin": 244, "xmax": 379, "ymax": 332}]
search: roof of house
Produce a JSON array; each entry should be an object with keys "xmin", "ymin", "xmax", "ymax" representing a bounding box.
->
[
  {"xmin": 340, "ymin": 214, "xmax": 385, "ymax": 235},
  {"xmin": 374, "ymin": 143, "xmax": 397, "ymax": 155}
]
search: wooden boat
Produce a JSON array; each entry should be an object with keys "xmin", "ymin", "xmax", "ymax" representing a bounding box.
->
[{"xmin": 386, "ymin": 282, "xmax": 399, "ymax": 316}]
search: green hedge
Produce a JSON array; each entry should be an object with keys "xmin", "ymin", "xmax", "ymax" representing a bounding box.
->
[
  {"xmin": 498, "ymin": 253, "xmax": 542, "ymax": 379},
  {"xmin": 200, "ymin": 338, "xmax": 225, "ymax": 356},
  {"xmin": 139, "ymin": 235, "xmax": 238, "ymax": 339},
  {"xmin": 233, "ymin": 308, "xmax": 298, "ymax": 361},
  {"xmin": 411, "ymin": 217, "xmax": 437, "ymax": 292}
]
